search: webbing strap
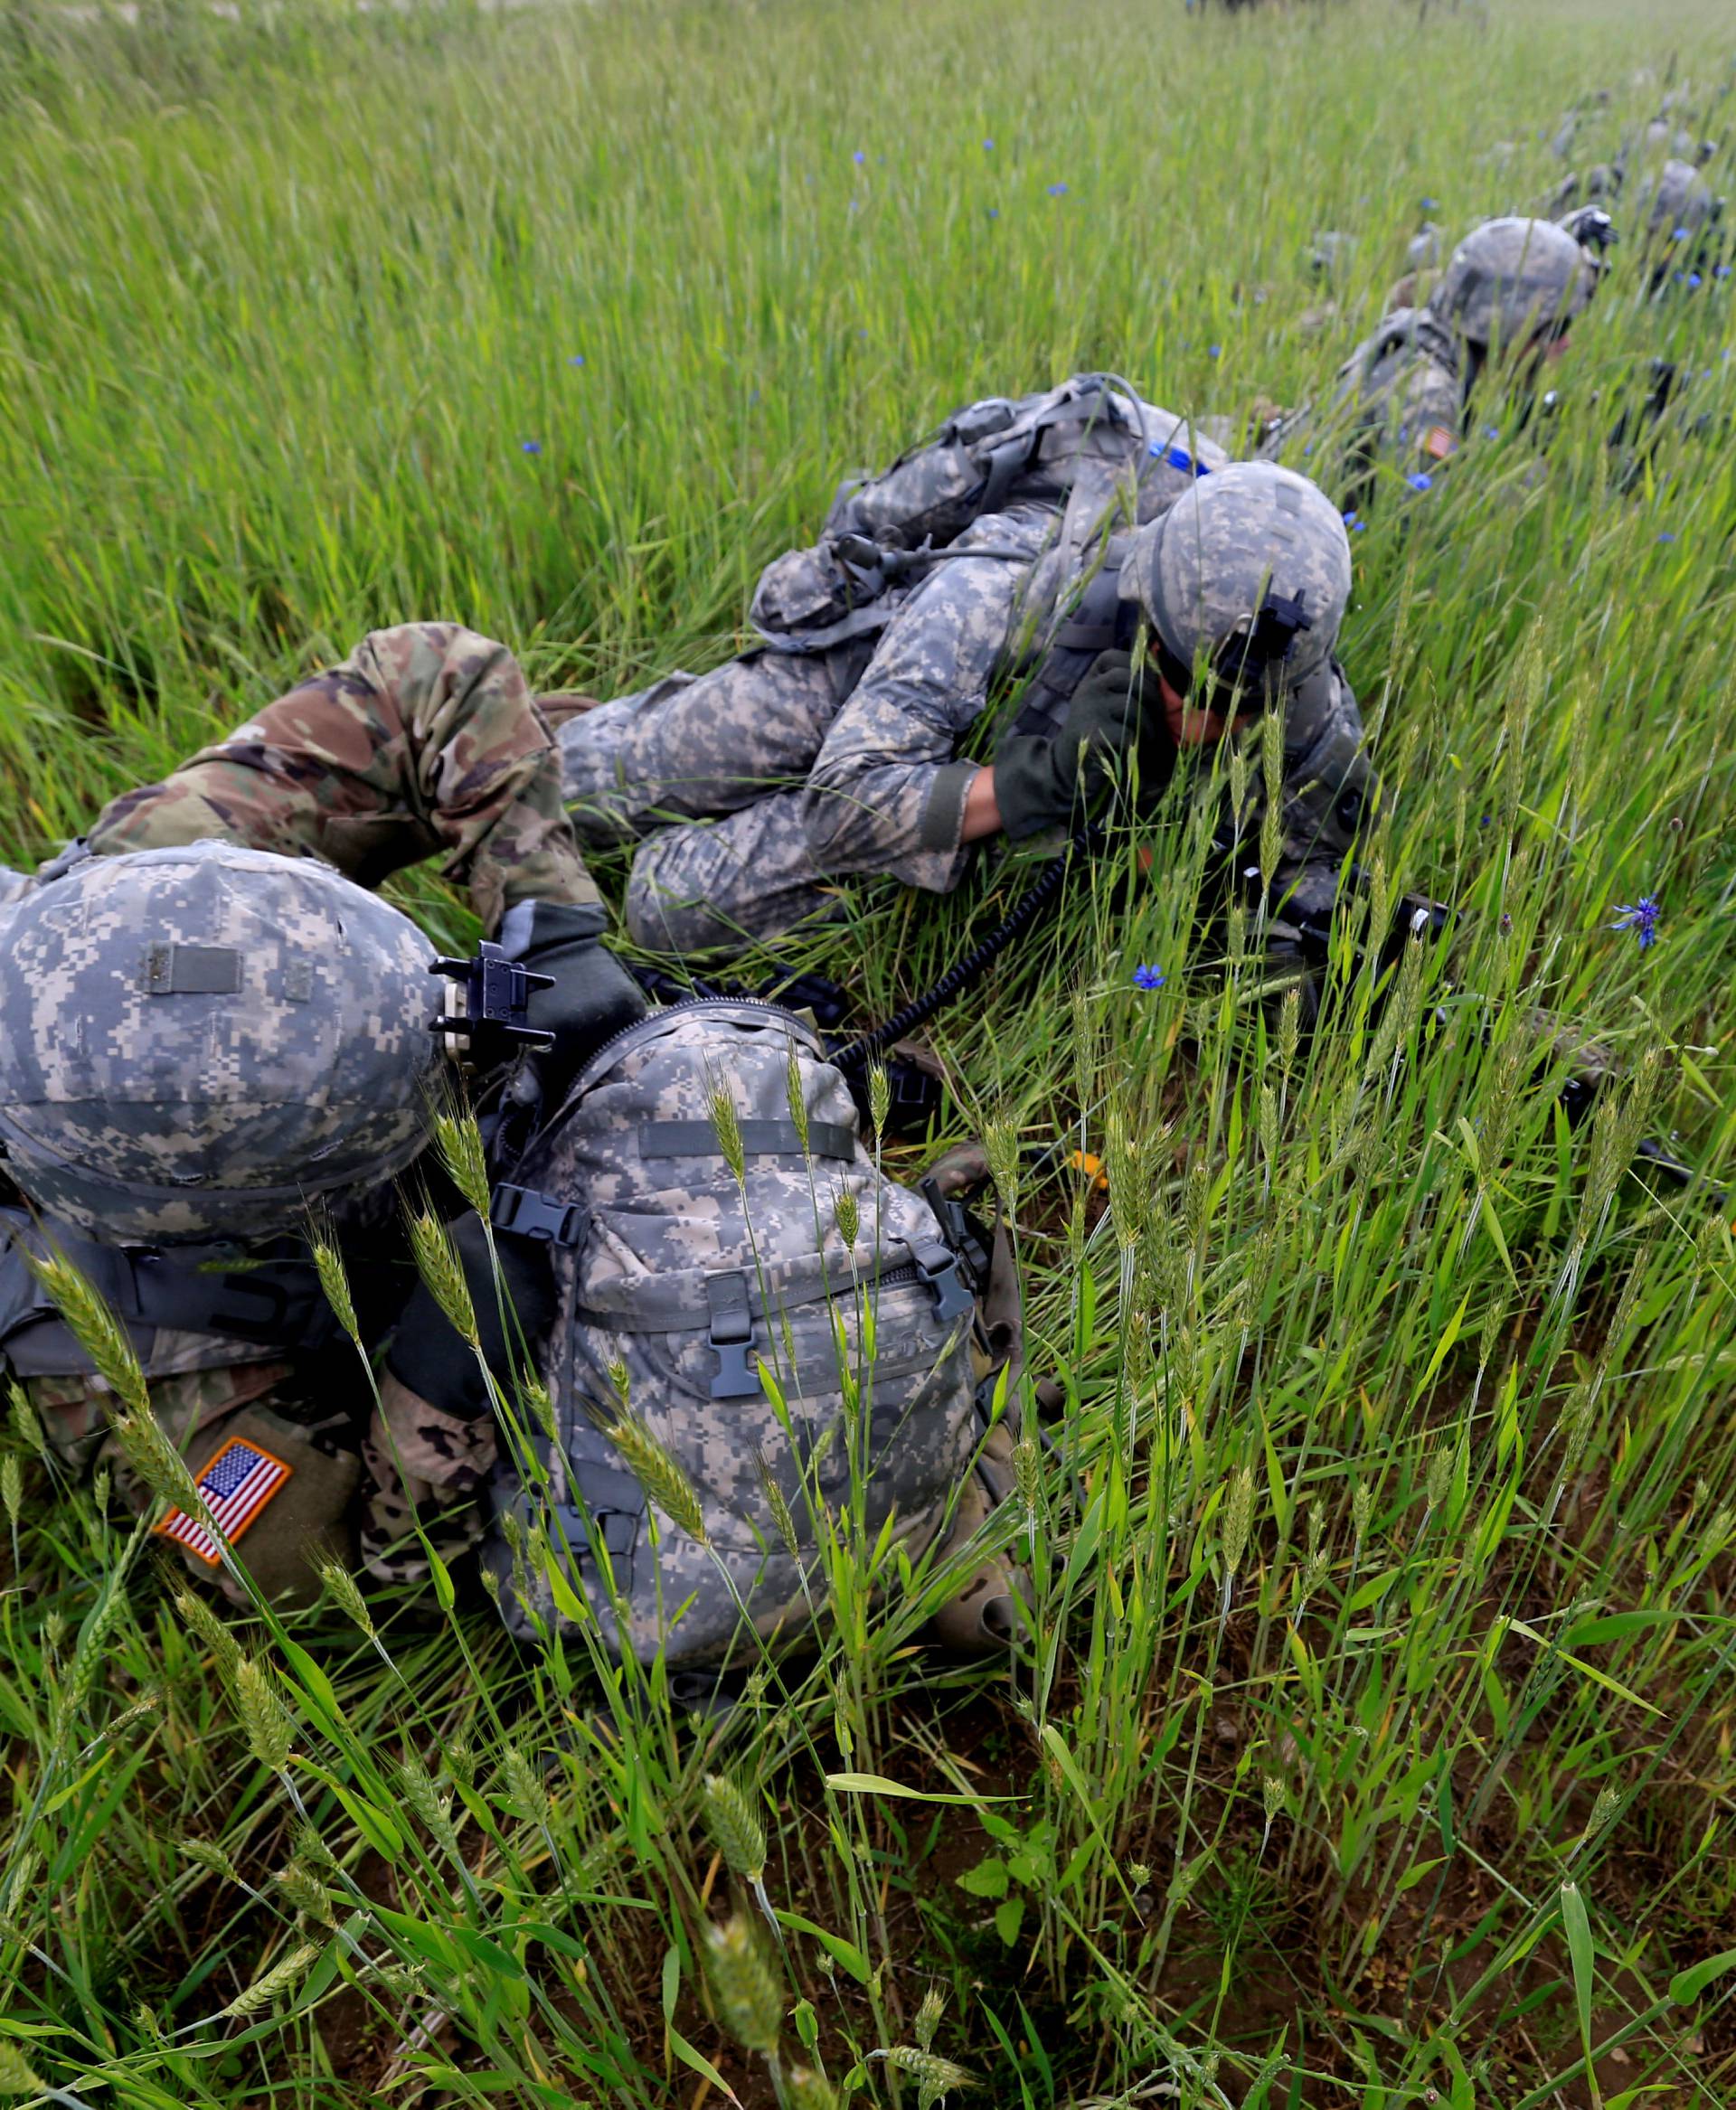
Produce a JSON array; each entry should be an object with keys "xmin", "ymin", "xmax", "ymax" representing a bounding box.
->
[
  {"xmin": 0, "ymin": 1209, "xmax": 340, "ymax": 1364},
  {"xmin": 577, "ymin": 1241, "xmax": 921, "ymax": 1333},
  {"xmin": 1010, "ymin": 569, "xmax": 1133, "ymax": 739},
  {"xmin": 639, "ymin": 1118, "xmax": 855, "ymax": 1163}
]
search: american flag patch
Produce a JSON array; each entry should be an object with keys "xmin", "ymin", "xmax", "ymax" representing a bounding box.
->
[{"xmin": 155, "ymin": 1436, "xmax": 292, "ymax": 1566}]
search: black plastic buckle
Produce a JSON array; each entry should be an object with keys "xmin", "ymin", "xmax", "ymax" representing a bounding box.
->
[
  {"xmin": 429, "ymin": 941, "xmax": 556, "ymax": 1069},
  {"xmin": 911, "ymin": 1240, "xmax": 975, "ymax": 1323},
  {"xmin": 489, "ymin": 1182, "xmax": 585, "ymax": 1248},
  {"xmin": 551, "ymin": 1499, "xmax": 637, "ymax": 1563},
  {"xmin": 918, "ymin": 1179, "xmax": 993, "ymax": 1293},
  {"xmin": 705, "ymin": 1272, "xmax": 760, "ymax": 1399}
]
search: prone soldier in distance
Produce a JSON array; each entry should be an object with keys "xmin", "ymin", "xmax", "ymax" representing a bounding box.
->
[{"xmin": 1260, "ymin": 214, "xmax": 1609, "ymax": 504}]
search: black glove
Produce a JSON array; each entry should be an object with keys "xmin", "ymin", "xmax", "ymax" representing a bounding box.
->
[
  {"xmin": 498, "ymin": 899, "xmax": 648, "ymax": 1107},
  {"xmin": 992, "ymin": 649, "xmax": 1147, "ymax": 840}
]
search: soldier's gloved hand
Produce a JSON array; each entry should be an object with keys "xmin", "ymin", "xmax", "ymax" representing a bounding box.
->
[
  {"xmin": 991, "ymin": 649, "xmax": 1147, "ymax": 840},
  {"xmin": 498, "ymin": 900, "xmax": 647, "ymax": 1108}
]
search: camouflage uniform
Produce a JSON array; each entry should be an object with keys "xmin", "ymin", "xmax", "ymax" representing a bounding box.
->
[
  {"xmin": 563, "ymin": 381, "xmax": 1241, "ymax": 953},
  {"xmin": 563, "ymin": 472, "xmax": 1369, "ymax": 957},
  {"xmin": 560, "ymin": 504, "xmax": 1063, "ymax": 954},
  {"xmin": 565, "ymin": 518, "xmax": 1369, "ymax": 959},
  {"xmin": 86, "ymin": 622, "xmax": 599, "ymax": 925},
  {"xmin": 3, "ymin": 625, "xmax": 599, "ymax": 1603}
]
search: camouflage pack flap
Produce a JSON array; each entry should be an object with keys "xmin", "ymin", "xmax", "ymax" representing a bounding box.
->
[
  {"xmin": 750, "ymin": 375, "xmax": 1229, "ymax": 654},
  {"xmin": 486, "ymin": 1000, "xmax": 980, "ymax": 1665}
]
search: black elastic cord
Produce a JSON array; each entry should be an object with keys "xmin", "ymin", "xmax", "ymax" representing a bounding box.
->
[{"xmin": 831, "ymin": 827, "xmax": 1097, "ymax": 1074}]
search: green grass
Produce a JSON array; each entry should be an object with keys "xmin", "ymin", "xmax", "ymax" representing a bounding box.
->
[{"xmin": 4, "ymin": 0, "xmax": 1736, "ymax": 2103}]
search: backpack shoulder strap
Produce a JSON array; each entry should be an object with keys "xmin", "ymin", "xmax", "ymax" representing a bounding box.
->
[
  {"xmin": 0, "ymin": 1210, "xmax": 344, "ymax": 1374},
  {"xmin": 1007, "ymin": 562, "xmax": 1137, "ymax": 739}
]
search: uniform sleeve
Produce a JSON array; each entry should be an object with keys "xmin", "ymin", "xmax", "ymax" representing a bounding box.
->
[
  {"xmin": 85, "ymin": 623, "xmax": 599, "ymax": 933},
  {"xmin": 1278, "ymin": 659, "xmax": 1378, "ymax": 861},
  {"xmin": 1392, "ymin": 358, "xmax": 1463, "ymax": 468},
  {"xmin": 799, "ymin": 515, "xmax": 1043, "ymax": 892}
]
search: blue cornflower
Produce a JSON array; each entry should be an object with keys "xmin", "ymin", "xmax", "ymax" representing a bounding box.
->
[
  {"xmin": 1657, "ymin": 531, "xmax": 1676, "ymax": 543},
  {"xmin": 1611, "ymin": 896, "xmax": 1660, "ymax": 949},
  {"xmin": 983, "ymin": 137, "xmax": 995, "ymax": 150},
  {"xmin": 986, "ymin": 206, "xmax": 999, "ymax": 219},
  {"xmin": 1483, "ymin": 425, "xmax": 1501, "ymax": 440},
  {"xmin": 1420, "ymin": 195, "xmax": 1439, "ymax": 210},
  {"xmin": 1688, "ymin": 272, "xmax": 1703, "ymax": 289},
  {"xmin": 569, "ymin": 353, "xmax": 585, "ymax": 366},
  {"xmin": 1207, "ymin": 343, "xmax": 1222, "ymax": 359},
  {"xmin": 1133, "ymin": 964, "xmax": 1165, "ymax": 992},
  {"xmin": 853, "ymin": 148, "xmax": 866, "ymax": 165},
  {"xmin": 522, "ymin": 438, "xmax": 542, "ymax": 455},
  {"xmin": 1407, "ymin": 471, "xmax": 1433, "ymax": 492},
  {"xmin": 1302, "ymin": 441, "xmax": 1313, "ymax": 456},
  {"xmin": 1716, "ymin": 264, "xmax": 1732, "ymax": 279},
  {"xmin": 1047, "ymin": 182, "xmax": 1069, "ymax": 196},
  {"xmin": 1342, "ymin": 510, "xmax": 1365, "ymax": 532},
  {"xmin": 1672, "ymin": 226, "xmax": 1690, "ymax": 240}
]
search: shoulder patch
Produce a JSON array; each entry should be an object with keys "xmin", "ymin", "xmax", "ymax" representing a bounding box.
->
[{"xmin": 156, "ymin": 1435, "xmax": 292, "ymax": 1565}]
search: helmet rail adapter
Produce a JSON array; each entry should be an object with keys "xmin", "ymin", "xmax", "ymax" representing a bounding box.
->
[
  {"xmin": 1428, "ymin": 215, "xmax": 1601, "ymax": 352},
  {"xmin": 0, "ymin": 841, "xmax": 441, "ymax": 1246},
  {"xmin": 1122, "ymin": 462, "xmax": 1353, "ymax": 711}
]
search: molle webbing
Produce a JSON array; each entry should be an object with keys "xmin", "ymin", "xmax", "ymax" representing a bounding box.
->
[{"xmin": 638, "ymin": 1119, "xmax": 856, "ymax": 1162}]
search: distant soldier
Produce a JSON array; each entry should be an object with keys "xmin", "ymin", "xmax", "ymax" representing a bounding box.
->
[
  {"xmin": 1632, "ymin": 156, "xmax": 1727, "ymax": 291},
  {"xmin": 0, "ymin": 626, "xmax": 643, "ymax": 1602},
  {"xmin": 559, "ymin": 419, "xmax": 1373, "ymax": 960},
  {"xmin": 1261, "ymin": 214, "xmax": 1608, "ymax": 502}
]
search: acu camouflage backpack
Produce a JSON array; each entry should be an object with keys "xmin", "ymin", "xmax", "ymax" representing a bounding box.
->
[
  {"xmin": 748, "ymin": 372, "xmax": 1229, "ymax": 653},
  {"xmin": 482, "ymin": 999, "xmax": 996, "ymax": 1666}
]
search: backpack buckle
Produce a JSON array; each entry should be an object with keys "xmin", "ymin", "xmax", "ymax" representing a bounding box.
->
[
  {"xmin": 705, "ymin": 1272, "xmax": 760, "ymax": 1399},
  {"xmin": 490, "ymin": 1182, "xmax": 585, "ymax": 1247},
  {"xmin": 910, "ymin": 1240, "xmax": 975, "ymax": 1323},
  {"xmin": 550, "ymin": 1499, "xmax": 637, "ymax": 1563}
]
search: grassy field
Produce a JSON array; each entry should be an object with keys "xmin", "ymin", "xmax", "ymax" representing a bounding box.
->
[{"xmin": 5, "ymin": 0, "xmax": 1736, "ymax": 2102}]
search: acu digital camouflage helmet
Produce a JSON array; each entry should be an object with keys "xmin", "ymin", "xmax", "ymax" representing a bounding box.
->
[
  {"xmin": 1428, "ymin": 217, "xmax": 1600, "ymax": 351},
  {"xmin": 1636, "ymin": 157, "xmax": 1724, "ymax": 242},
  {"xmin": 0, "ymin": 841, "xmax": 440, "ymax": 1245},
  {"xmin": 1123, "ymin": 462, "xmax": 1352, "ymax": 698}
]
